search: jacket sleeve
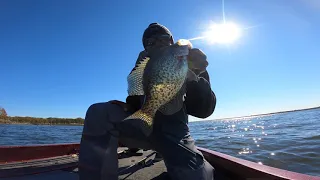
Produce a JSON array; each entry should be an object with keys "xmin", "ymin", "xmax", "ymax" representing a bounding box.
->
[{"xmin": 184, "ymin": 70, "xmax": 217, "ymax": 118}]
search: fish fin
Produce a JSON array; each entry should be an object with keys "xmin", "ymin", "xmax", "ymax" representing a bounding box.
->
[
  {"xmin": 127, "ymin": 57, "xmax": 150, "ymax": 96},
  {"xmin": 124, "ymin": 109, "xmax": 154, "ymax": 136}
]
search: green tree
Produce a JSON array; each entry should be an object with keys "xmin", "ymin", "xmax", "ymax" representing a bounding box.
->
[{"xmin": 0, "ymin": 107, "xmax": 8, "ymax": 119}]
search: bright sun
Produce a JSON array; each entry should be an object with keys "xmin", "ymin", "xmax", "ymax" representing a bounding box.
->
[{"xmin": 203, "ymin": 22, "xmax": 241, "ymax": 44}]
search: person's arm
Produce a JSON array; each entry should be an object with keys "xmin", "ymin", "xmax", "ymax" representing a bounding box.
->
[{"xmin": 184, "ymin": 61, "xmax": 216, "ymax": 118}]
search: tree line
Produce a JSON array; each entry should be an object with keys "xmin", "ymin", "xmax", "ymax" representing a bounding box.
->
[
  {"xmin": 2, "ymin": 116, "xmax": 84, "ymax": 125},
  {"xmin": 0, "ymin": 107, "xmax": 84, "ymax": 125}
]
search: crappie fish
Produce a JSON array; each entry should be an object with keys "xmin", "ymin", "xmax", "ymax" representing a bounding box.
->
[{"xmin": 125, "ymin": 39, "xmax": 192, "ymax": 136}]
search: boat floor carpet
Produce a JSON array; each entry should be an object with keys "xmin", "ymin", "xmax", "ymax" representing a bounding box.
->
[{"xmin": 0, "ymin": 147, "xmax": 170, "ymax": 180}]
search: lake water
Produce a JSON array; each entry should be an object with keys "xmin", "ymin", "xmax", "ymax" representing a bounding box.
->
[{"xmin": 0, "ymin": 108, "xmax": 319, "ymax": 176}]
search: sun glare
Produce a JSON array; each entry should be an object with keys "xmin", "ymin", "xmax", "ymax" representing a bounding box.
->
[{"xmin": 204, "ymin": 22, "xmax": 241, "ymax": 44}]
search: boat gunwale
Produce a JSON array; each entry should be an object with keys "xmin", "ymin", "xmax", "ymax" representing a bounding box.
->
[
  {"xmin": 198, "ymin": 147, "xmax": 320, "ymax": 180},
  {"xmin": 0, "ymin": 143, "xmax": 80, "ymax": 164},
  {"xmin": 0, "ymin": 143, "xmax": 319, "ymax": 180}
]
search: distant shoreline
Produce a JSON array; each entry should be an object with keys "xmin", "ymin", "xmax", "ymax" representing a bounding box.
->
[
  {"xmin": 1, "ymin": 106, "xmax": 319, "ymax": 125},
  {"xmin": 0, "ymin": 117, "xmax": 84, "ymax": 126},
  {"xmin": 217, "ymin": 106, "xmax": 320, "ymax": 121},
  {"xmin": 0, "ymin": 121, "xmax": 83, "ymax": 126}
]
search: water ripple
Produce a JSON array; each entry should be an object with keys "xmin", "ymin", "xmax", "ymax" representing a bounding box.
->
[{"xmin": 189, "ymin": 108, "xmax": 320, "ymax": 176}]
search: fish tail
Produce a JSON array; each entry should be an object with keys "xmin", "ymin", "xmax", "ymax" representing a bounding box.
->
[{"xmin": 124, "ymin": 109, "xmax": 154, "ymax": 136}]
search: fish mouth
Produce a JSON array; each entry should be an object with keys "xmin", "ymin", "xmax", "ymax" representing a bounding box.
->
[
  {"xmin": 175, "ymin": 55, "xmax": 187, "ymax": 61},
  {"xmin": 171, "ymin": 39, "xmax": 190, "ymax": 60},
  {"xmin": 174, "ymin": 46, "xmax": 189, "ymax": 60},
  {"xmin": 175, "ymin": 55, "xmax": 187, "ymax": 71}
]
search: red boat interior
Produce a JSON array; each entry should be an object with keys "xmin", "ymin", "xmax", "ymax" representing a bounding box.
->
[{"xmin": 0, "ymin": 144, "xmax": 319, "ymax": 180}]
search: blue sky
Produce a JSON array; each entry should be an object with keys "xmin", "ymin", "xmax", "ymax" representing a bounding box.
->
[{"xmin": 1, "ymin": 0, "xmax": 319, "ymax": 120}]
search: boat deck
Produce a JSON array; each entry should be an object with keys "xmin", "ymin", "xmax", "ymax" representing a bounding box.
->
[
  {"xmin": 0, "ymin": 148, "xmax": 169, "ymax": 180},
  {"xmin": 1, "ymin": 144, "xmax": 319, "ymax": 180}
]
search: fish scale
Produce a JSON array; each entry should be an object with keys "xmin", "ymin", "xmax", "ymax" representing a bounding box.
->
[{"xmin": 127, "ymin": 57, "xmax": 150, "ymax": 96}]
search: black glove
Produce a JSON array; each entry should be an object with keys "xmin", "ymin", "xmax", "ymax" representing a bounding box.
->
[{"xmin": 187, "ymin": 48, "xmax": 208, "ymax": 75}]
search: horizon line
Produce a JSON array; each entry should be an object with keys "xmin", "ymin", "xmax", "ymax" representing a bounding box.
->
[
  {"xmin": 191, "ymin": 105, "xmax": 320, "ymax": 122},
  {"xmin": 4, "ymin": 105, "xmax": 320, "ymax": 120}
]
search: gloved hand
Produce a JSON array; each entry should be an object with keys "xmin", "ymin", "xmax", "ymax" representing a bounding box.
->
[{"xmin": 187, "ymin": 48, "xmax": 208, "ymax": 75}]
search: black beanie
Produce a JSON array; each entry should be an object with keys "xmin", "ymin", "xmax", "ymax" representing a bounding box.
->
[{"xmin": 142, "ymin": 23, "xmax": 174, "ymax": 48}]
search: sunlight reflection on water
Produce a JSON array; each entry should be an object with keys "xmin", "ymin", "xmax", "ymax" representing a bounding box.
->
[{"xmin": 189, "ymin": 108, "xmax": 320, "ymax": 176}]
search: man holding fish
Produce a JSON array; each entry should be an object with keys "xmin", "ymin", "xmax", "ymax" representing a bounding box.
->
[{"xmin": 79, "ymin": 23, "xmax": 217, "ymax": 180}]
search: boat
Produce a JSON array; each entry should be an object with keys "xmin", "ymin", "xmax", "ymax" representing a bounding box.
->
[{"xmin": 0, "ymin": 143, "xmax": 319, "ymax": 180}]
